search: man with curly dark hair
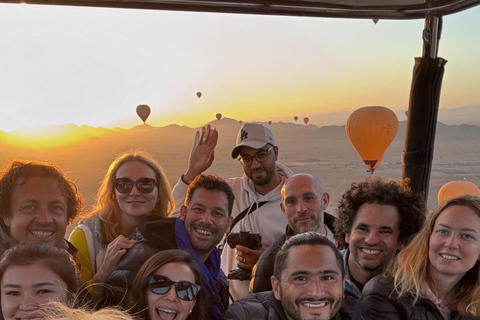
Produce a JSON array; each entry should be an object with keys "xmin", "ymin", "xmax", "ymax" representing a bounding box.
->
[
  {"xmin": 0, "ymin": 160, "xmax": 83, "ymax": 256},
  {"xmin": 334, "ymin": 177, "xmax": 426, "ymax": 298}
]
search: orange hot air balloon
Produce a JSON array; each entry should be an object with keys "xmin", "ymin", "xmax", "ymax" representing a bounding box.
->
[
  {"xmin": 346, "ymin": 106, "xmax": 398, "ymax": 174},
  {"xmin": 136, "ymin": 104, "xmax": 151, "ymax": 124},
  {"xmin": 303, "ymin": 117, "xmax": 309, "ymax": 125},
  {"xmin": 197, "ymin": 92, "xmax": 202, "ymax": 98},
  {"xmin": 268, "ymin": 120, "xmax": 272, "ymax": 125},
  {"xmin": 216, "ymin": 113, "xmax": 222, "ymax": 121},
  {"xmin": 438, "ymin": 181, "xmax": 480, "ymax": 203},
  {"xmin": 294, "ymin": 116, "xmax": 299, "ymax": 121}
]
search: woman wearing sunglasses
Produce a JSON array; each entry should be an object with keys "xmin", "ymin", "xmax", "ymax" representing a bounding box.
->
[
  {"xmin": 129, "ymin": 249, "xmax": 203, "ymax": 320},
  {"xmin": 69, "ymin": 151, "xmax": 175, "ymax": 302},
  {"xmin": 0, "ymin": 243, "xmax": 79, "ymax": 320},
  {"xmin": 362, "ymin": 195, "xmax": 480, "ymax": 319}
]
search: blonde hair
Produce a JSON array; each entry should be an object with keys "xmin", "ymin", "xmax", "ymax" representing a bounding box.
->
[
  {"xmin": 82, "ymin": 150, "xmax": 174, "ymax": 243},
  {"xmin": 392, "ymin": 195, "xmax": 480, "ymax": 316},
  {"xmin": 40, "ymin": 302, "xmax": 136, "ymax": 320}
]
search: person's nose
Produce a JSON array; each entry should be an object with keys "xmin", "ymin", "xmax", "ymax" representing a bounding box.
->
[
  {"xmin": 199, "ymin": 210, "xmax": 213, "ymax": 224},
  {"xmin": 297, "ymin": 199, "xmax": 306, "ymax": 213},
  {"xmin": 444, "ymin": 234, "xmax": 459, "ymax": 249},
  {"xmin": 164, "ymin": 286, "xmax": 179, "ymax": 302},
  {"xmin": 250, "ymin": 156, "xmax": 262, "ymax": 169},
  {"xmin": 35, "ymin": 206, "xmax": 53, "ymax": 223},
  {"xmin": 308, "ymin": 277, "xmax": 325, "ymax": 296},
  {"xmin": 19, "ymin": 295, "xmax": 39, "ymax": 311},
  {"xmin": 364, "ymin": 231, "xmax": 380, "ymax": 245},
  {"xmin": 129, "ymin": 184, "xmax": 142, "ymax": 196}
]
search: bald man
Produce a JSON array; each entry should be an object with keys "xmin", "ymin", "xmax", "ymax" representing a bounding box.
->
[{"xmin": 251, "ymin": 173, "xmax": 336, "ymax": 293}]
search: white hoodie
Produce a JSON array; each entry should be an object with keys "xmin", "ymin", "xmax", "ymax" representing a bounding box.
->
[{"xmin": 171, "ymin": 162, "xmax": 294, "ymax": 301}]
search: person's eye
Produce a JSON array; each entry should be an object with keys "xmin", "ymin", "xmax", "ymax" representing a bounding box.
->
[
  {"xmin": 380, "ymin": 230, "xmax": 393, "ymax": 235},
  {"xmin": 322, "ymin": 275, "xmax": 335, "ymax": 281},
  {"xmin": 4, "ymin": 291, "xmax": 20, "ymax": 296},
  {"xmin": 293, "ymin": 276, "xmax": 307, "ymax": 282},
  {"xmin": 437, "ymin": 229, "xmax": 449, "ymax": 235},
  {"xmin": 192, "ymin": 207, "xmax": 204, "ymax": 213},
  {"xmin": 37, "ymin": 289, "xmax": 53, "ymax": 295},
  {"xmin": 286, "ymin": 199, "xmax": 296, "ymax": 206},
  {"xmin": 462, "ymin": 233, "xmax": 475, "ymax": 240},
  {"xmin": 256, "ymin": 152, "xmax": 268, "ymax": 159},
  {"xmin": 357, "ymin": 226, "xmax": 368, "ymax": 233},
  {"xmin": 213, "ymin": 211, "xmax": 225, "ymax": 218},
  {"xmin": 304, "ymin": 195, "xmax": 315, "ymax": 201},
  {"xmin": 52, "ymin": 205, "xmax": 65, "ymax": 213},
  {"xmin": 22, "ymin": 205, "xmax": 36, "ymax": 212}
]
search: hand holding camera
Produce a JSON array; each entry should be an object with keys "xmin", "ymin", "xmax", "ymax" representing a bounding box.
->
[{"xmin": 226, "ymin": 231, "xmax": 262, "ymax": 281}]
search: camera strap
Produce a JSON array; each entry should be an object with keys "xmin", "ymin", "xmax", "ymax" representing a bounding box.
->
[{"xmin": 218, "ymin": 201, "xmax": 267, "ymax": 253}]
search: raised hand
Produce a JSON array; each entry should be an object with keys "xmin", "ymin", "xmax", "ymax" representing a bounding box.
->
[{"xmin": 183, "ymin": 125, "xmax": 218, "ymax": 184}]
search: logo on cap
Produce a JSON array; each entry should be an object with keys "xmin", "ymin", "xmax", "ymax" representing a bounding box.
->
[{"xmin": 240, "ymin": 129, "xmax": 248, "ymax": 141}]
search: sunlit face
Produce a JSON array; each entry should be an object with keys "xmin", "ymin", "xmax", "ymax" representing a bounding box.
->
[
  {"xmin": 429, "ymin": 205, "xmax": 480, "ymax": 285},
  {"xmin": 345, "ymin": 203, "xmax": 400, "ymax": 277},
  {"xmin": 238, "ymin": 146, "xmax": 277, "ymax": 187},
  {"xmin": 147, "ymin": 262, "xmax": 197, "ymax": 320},
  {"xmin": 114, "ymin": 161, "xmax": 158, "ymax": 221},
  {"xmin": 1, "ymin": 263, "xmax": 69, "ymax": 320},
  {"xmin": 180, "ymin": 188, "xmax": 232, "ymax": 261},
  {"xmin": 4, "ymin": 177, "xmax": 68, "ymax": 248},
  {"xmin": 272, "ymin": 245, "xmax": 345, "ymax": 320},
  {"xmin": 281, "ymin": 175, "xmax": 329, "ymax": 234}
]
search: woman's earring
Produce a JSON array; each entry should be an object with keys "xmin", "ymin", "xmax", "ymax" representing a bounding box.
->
[{"xmin": 189, "ymin": 309, "xmax": 192, "ymax": 314}]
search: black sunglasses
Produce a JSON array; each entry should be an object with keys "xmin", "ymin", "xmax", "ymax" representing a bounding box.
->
[
  {"xmin": 148, "ymin": 275, "xmax": 200, "ymax": 301},
  {"xmin": 114, "ymin": 178, "xmax": 157, "ymax": 194}
]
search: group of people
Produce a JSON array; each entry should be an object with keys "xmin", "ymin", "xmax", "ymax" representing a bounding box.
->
[{"xmin": 0, "ymin": 122, "xmax": 479, "ymax": 320}]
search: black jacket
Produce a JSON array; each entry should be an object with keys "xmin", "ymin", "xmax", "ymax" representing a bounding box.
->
[
  {"xmin": 251, "ymin": 212, "xmax": 336, "ymax": 293},
  {"xmin": 362, "ymin": 275, "xmax": 478, "ymax": 320},
  {"xmin": 225, "ymin": 290, "xmax": 363, "ymax": 320}
]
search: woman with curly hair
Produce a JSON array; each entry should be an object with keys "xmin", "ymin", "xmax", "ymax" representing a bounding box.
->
[
  {"xmin": 69, "ymin": 151, "xmax": 174, "ymax": 300},
  {"xmin": 362, "ymin": 195, "xmax": 480, "ymax": 319}
]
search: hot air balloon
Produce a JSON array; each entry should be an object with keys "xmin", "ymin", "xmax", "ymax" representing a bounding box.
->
[
  {"xmin": 136, "ymin": 104, "xmax": 151, "ymax": 124},
  {"xmin": 216, "ymin": 113, "xmax": 222, "ymax": 121},
  {"xmin": 373, "ymin": 18, "xmax": 379, "ymax": 24},
  {"xmin": 268, "ymin": 120, "xmax": 272, "ymax": 126},
  {"xmin": 303, "ymin": 117, "xmax": 309, "ymax": 125},
  {"xmin": 197, "ymin": 92, "xmax": 202, "ymax": 98},
  {"xmin": 438, "ymin": 181, "xmax": 480, "ymax": 203},
  {"xmin": 294, "ymin": 116, "xmax": 299, "ymax": 122},
  {"xmin": 346, "ymin": 106, "xmax": 398, "ymax": 174},
  {"xmin": 239, "ymin": 120, "xmax": 243, "ymax": 124}
]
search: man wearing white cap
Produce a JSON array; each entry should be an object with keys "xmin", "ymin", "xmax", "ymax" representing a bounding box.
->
[{"xmin": 170, "ymin": 123, "xmax": 293, "ymax": 301}]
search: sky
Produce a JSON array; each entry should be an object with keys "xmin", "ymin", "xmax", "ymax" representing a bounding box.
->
[{"xmin": 1, "ymin": 3, "xmax": 479, "ymax": 132}]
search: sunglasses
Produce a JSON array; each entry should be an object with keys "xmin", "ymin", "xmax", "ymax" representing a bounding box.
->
[
  {"xmin": 114, "ymin": 178, "xmax": 157, "ymax": 194},
  {"xmin": 148, "ymin": 275, "xmax": 200, "ymax": 301}
]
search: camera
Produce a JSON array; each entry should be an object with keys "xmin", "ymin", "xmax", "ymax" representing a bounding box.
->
[{"xmin": 226, "ymin": 231, "xmax": 262, "ymax": 281}]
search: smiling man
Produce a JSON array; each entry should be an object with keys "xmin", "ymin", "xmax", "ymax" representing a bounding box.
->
[
  {"xmin": 108, "ymin": 174, "xmax": 234, "ymax": 319},
  {"xmin": 252, "ymin": 173, "xmax": 336, "ymax": 293},
  {"xmin": 0, "ymin": 160, "xmax": 83, "ymax": 256},
  {"xmin": 225, "ymin": 232, "xmax": 363, "ymax": 320},
  {"xmin": 334, "ymin": 177, "xmax": 427, "ymax": 298}
]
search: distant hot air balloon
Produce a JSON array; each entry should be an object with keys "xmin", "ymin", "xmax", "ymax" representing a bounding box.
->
[
  {"xmin": 346, "ymin": 106, "xmax": 398, "ymax": 174},
  {"xmin": 303, "ymin": 117, "xmax": 309, "ymax": 125},
  {"xmin": 438, "ymin": 181, "xmax": 480, "ymax": 203},
  {"xmin": 239, "ymin": 120, "xmax": 242, "ymax": 124},
  {"xmin": 216, "ymin": 113, "xmax": 222, "ymax": 121},
  {"xmin": 136, "ymin": 104, "xmax": 151, "ymax": 124},
  {"xmin": 197, "ymin": 92, "xmax": 202, "ymax": 98},
  {"xmin": 268, "ymin": 121, "xmax": 272, "ymax": 126},
  {"xmin": 294, "ymin": 116, "xmax": 299, "ymax": 122},
  {"xmin": 373, "ymin": 19, "xmax": 379, "ymax": 24}
]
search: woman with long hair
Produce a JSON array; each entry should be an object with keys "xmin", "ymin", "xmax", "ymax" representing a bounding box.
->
[
  {"xmin": 129, "ymin": 250, "xmax": 203, "ymax": 320},
  {"xmin": 362, "ymin": 195, "xmax": 480, "ymax": 319},
  {"xmin": 0, "ymin": 243, "xmax": 80, "ymax": 320},
  {"xmin": 69, "ymin": 151, "xmax": 174, "ymax": 299}
]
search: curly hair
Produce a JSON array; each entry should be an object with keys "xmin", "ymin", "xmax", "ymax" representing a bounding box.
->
[
  {"xmin": 82, "ymin": 150, "xmax": 174, "ymax": 244},
  {"xmin": 40, "ymin": 302, "xmax": 136, "ymax": 320},
  {"xmin": 392, "ymin": 195, "xmax": 480, "ymax": 316},
  {"xmin": 0, "ymin": 160, "xmax": 84, "ymax": 230},
  {"xmin": 334, "ymin": 177, "xmax": 427, "ymax": 249}
]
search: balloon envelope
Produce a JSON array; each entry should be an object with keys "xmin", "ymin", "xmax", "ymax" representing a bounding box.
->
[
  {"xmin": 197, "ymin": 92, "xmax": 202, "ymax": 98},
  {"xmin": 136, "ymin": 104, "xmax": 151, "ymax": 123},
  {"xmin": 438, "ymin": 181, "xmax": 480, "ymax": 203},
  {"xmin": 268, "ymin": 120, "xmax": 272, "ymax": 125},
  {"xmin": 346, "ymin": 106, "xmax": 398, "ymax": 174},
  {"xmin": 216, "ymin": 113, "xmax": 222, "ymax": 121},
  {"xmin": 294, "ymin": 116, "xmax": 298, "ymax": 121},
  {"xmin": 303, "ymin": 117, "xmax": 309, "ymax": 125}
]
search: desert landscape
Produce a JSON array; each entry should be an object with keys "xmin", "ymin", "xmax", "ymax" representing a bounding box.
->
[{"xmin": 1, "ymin": 118, "xmax": 479, "ymax": 235}]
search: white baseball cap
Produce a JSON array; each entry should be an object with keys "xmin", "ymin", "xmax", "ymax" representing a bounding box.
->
[{"xmin": 231, "ymin": 123, "xmax": 276, "ymax": 159}]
